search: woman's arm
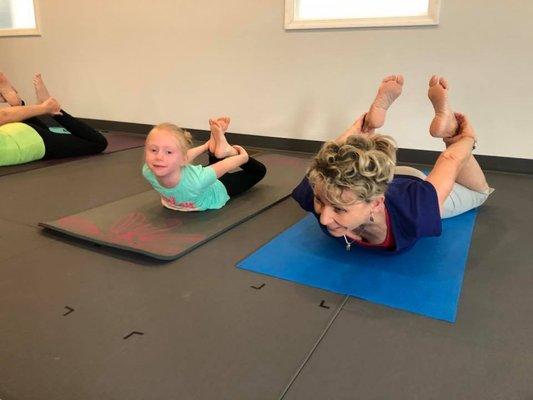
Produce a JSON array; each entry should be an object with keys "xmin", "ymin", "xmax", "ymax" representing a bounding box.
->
[
  {"xmin": 186, "ymin": 141, "xmax": 209, "ymax": 163},
  {"xmin": 335, "ymin": 113, "xmax": 369, "ymax": 143},
  {"xmin": 209, "ymin": 145, "xmax": 249, "ymax": 178},
  {"xmin": 425, "ymin": 113, "xmax": 478, "ymax": 214},
  {"xmin": 0, "ymin": 97, "xmax": 61, "ymax": 125}
]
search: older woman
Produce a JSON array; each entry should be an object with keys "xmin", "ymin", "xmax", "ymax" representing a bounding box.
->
[
  {"xmin": 292, "ymin": 75, "xmax": 492, "ymax": 252},
  {"xmin": 0, "ymin": 72, "xmax": 107, "ymax": 166}
]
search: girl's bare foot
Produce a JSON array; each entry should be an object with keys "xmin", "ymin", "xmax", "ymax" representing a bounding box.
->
[
  {"xmin": 209, "ymin": 117, "xmax": 238, "ymax": 158},
  {"xmin": 0, "ymin": 72, "xmax": 22, "ymax": 106},
  {"xmin": 364, "ymin": 75, "xmax": 404, "ymax": 131},
  {"xmin": 33, "ymin": 73, "xmax": 52, "ymax": 104},
  {"xmin": 428, "ymin": 75, "xmax": 458, "ymax": 138}
]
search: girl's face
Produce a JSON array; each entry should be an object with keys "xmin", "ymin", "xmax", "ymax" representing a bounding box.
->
[
  {"xmin": 312, "ymin": 181, "xmax": 380, "ymax": 237},
  {"xmin": 144, "ymin": 129, "xmax": 187, "ymax": 178}
]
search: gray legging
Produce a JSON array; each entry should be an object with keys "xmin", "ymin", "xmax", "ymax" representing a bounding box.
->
[{"xmin": 394, "ymin": 166, "xmax": 493, "ymax": 219}]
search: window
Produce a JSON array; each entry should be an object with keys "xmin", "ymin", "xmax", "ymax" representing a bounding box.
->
[
  {"xmin": 285, "ymin": 0, "xmax": 441, "ymax": 30},
  {"xmin": 0, "ymin": 0, "xmax": 40, "ymax": 36}
]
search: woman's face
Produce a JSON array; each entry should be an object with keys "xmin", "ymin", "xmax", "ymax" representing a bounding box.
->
[{"xmin": 312, "ymin": 182, "xmax": 376, "ymax": 237}]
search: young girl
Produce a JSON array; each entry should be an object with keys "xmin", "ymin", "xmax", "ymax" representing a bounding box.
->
[
  {"xmin": 0, "ymin": 72, "xmax": 107, "ymax": 166},
  {"xmin": 143, "ymin": 117, "xmax": 266, "ymax": 211}
]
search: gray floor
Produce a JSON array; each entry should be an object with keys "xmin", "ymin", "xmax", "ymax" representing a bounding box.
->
[{"xmin": 0, "ymin": 147, "xmax": 532, "ymax": 400}]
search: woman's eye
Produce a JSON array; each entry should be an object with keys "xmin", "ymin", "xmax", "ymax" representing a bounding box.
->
[
  {"xmin": 166, "ymin": 151, "xmax": 173, "ymax": 155},
  {"xmin": 334, "ymin": 207, "xmax": 346, "ymax": 213}
]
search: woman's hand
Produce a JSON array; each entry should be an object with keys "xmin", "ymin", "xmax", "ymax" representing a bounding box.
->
[
  {"xmin": 443, "ymin": 113, "xmax": 477, "ymax": 147},
  {"xmin": 335, "ymin": 113, "xmax": 368, "ymax": 143},
  {"xmin": 42, "ymin": 97, "xmax": 62, "ymax": 115}
]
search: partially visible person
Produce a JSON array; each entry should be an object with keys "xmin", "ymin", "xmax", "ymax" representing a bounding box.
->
[{"xmin": 0, "ymin": 72, "xmax": 107, "ymax": 166}]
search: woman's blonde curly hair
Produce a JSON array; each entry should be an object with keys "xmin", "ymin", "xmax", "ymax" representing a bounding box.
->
[
  {"xmin": 148, "ymin": 123, "xmax": 193, "ymax": 155},
  {"xmin": 307, "ymin": 133, "xmax": 397, "ymax": 206}
]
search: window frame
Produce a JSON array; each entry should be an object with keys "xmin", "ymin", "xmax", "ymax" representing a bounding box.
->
[
  {"xmin": 0, "ymin": 0, "xmax": 41, "ymax": 37},
  {"xmin": 284, "ymin": 0, "xmax": 441, "ymax": 30}
]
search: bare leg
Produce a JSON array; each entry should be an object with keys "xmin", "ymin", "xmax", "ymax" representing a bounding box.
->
[
  {"xmin": 33, "ymin": 73, "xmax": 52, "ymax": 103},
  {"xmin": 428, "ymin": 79, "xmax": 489, "ymax": 192},
  {"xmin": 444, "ymin": 136, "xmax": 489, "ymax": 192},
  {"xmin": 363, "ymin": 74, "xmax": 404, "ymax": 131},
  {"xmin": 428, "ymin": 76, "xmax": 458, "ymax": 138},
  {"xmin": 0, "ymin": 72, "xmax": 22, "ymax": 106},
  {"xmin": 209, "ymin": 116, "xmax": 238, "ymax": 158}
]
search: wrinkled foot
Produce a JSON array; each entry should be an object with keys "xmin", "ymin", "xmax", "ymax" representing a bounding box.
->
[
  {"xmin": 364, "ymin": 74, "xmax": 404, "ymax": 131},
  {"xmin": 428, "ymin": 75, "xmax": 458, "ymax": 138},
  {"xmin": 33, "ymin": 73, "xmax": 52, "ymax": 104},
  {"xmin": 0, "ymin": 72, "xmax": 22, "ymax": 106}
]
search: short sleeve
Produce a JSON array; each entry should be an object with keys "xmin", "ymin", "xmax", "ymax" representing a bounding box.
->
[
  {"xmin": 388, "ymin": 177, "xmax": 442, "ymax": 246},
  {"xmin": 192, "ymin": 165, "xmax": 218, "ymax": 191},
  {"xmin": 291, "ymin": 177, "xmax": 315, "ymax": 212}
]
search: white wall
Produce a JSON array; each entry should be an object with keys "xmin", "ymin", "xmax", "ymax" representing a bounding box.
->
[{"xmin": 1, "ymin": 0, "xmax": 531, "ymax": 158}]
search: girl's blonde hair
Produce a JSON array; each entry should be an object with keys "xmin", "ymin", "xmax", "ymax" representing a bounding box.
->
[
  {"xmin": 307, "ymin": 133, "xmax": 397, "ymax": 206},
  {"xmin": 148, "ymin": 123, "xmax": 193, "ymax": 155}
]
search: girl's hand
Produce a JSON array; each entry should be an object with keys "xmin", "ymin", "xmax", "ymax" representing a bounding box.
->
[
  {"xmin": 233, "ymin": 145, "xmax": 249, "ymax": 163},
  {"xmin": 42, "ymin": 97, "xmax": 62, "ymax": 115}
]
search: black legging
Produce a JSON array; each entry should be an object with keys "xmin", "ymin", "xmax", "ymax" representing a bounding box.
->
[
  {"xmin": 208, "ymin": 152, "xmax": 266, "ymax": 197},
  {"xmin": 21, "ymin": 104, "xmax": 107, "ymax": 159}
]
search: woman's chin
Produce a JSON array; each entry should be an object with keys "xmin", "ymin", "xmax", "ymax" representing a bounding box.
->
[{"xmin": 326, "ymin": 227, "xmax": 345, "ymax": 237}]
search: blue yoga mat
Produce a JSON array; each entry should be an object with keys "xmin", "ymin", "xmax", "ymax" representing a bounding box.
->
[{"xmin": 238, "ymin": 210, "xmax": 478, "ymax": 322}]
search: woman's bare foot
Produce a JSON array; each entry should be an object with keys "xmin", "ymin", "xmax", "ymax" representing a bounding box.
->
[
  {"xmin": 0, "ymin": 72, "xmax": 22, "ymax": 106},
  {"xmin": 209, "ymin": 117, "xmax": 238, "ymax": 158},
  {"xmin": 428, "ymin": 75, "xmax": 458, "ymax": 138},
  {"xmin": 33, "ymin": 73, "xmax": 52, "ymax": 104},
  {"xmin": 364, "ymin": 75, "xmax": 404, "ymax": 131}
]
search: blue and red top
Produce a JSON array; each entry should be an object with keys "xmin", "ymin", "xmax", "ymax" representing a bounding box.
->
[{"xmin": 291, "ymin": 175, "xmax": 442, "ymax": 252}]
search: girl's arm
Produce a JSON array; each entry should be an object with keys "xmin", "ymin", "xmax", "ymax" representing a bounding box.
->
[
  {"xmin": 425, "ymin": 113, "xmax": 478, "ymax": 214},
  {"xmin": 0, "ymin": 97, "xmax": 61, "ymax": 125},
  {"xmin": 209, "ymin": 145, "xmax": 249, "ymax": 178},
  {"xmin": 186, "ymin": 141, "xmax": 209, "ymax": 163}
]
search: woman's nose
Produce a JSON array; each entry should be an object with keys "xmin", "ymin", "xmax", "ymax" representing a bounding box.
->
[{"xmin": 319, "ymin": 206, "xmax": 333, "ymax": 226}]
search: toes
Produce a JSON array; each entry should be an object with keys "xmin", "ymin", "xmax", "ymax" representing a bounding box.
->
[
  {"xmin": 439, "ymin": 77, "xmax": 449, "ymax": 89},
  {"xmin": 429, "ymin": 75, "xmax": 439, "ymax": 87},
  {"xmin": 382, "ymin": 75, "xmax": 396, "ymax": 82},
  {"xmin": 396, "ymin": 75, "xmax": 404, "ymax": 85}
]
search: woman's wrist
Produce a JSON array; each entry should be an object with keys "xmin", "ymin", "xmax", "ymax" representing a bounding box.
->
[{"xmin": 462, "ymin": 135, "xmax": 477, "ymax": 150}]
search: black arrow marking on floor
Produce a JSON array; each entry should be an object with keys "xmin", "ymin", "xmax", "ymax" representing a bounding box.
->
[
  {"xmin": 319, "ymin": 300, "xmax": 330, "ymax": 309},
  {"xmin": 63, "ymin": 306, "xmax": 74, "ymax": 316},
  {"xmin": 123, "ymin": 331, "xmax": 144, "ymax": 340},
  {"xmin": 251, "ymin": 283, "xmax": 265, "ymax": 290}
]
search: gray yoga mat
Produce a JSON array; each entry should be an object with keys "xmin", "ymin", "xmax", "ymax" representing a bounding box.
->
[{"xmin": 40, "ymin": 153, "xmax": 311, "ymax": 260}]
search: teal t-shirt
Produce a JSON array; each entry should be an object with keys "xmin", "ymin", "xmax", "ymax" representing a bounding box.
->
[
  {"xmin": 142, "ymin": 163, "xmax": 230, "ymax": 211},
  {"xmin": 0, "ymin": 122, "xmax": 46, "ymax": 166}
]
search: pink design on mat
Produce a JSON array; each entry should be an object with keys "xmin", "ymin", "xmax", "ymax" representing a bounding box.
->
[{"xmin": 56, "ymin": 212, "xmax": 205, "ymax": 255}]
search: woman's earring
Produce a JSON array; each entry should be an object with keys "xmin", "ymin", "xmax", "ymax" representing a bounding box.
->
[{"xmin": 369, "ymin": 211, "xmax": 374, "ymax": 223}]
